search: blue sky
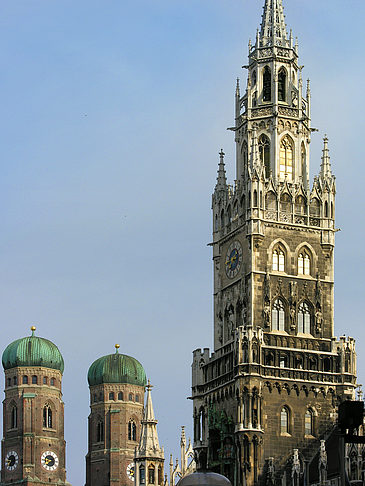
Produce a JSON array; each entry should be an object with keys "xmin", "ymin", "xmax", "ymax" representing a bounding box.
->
[{"xmin": 0, "ymin": 1, "xmax": 364, "ymax": 485}]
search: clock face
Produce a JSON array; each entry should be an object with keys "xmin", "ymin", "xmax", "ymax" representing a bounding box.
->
[
  {"xmin": 126, "ymin": 462, "xmax": 135, "ymax": 481},
  {"xmin": 41, "ymin": 451, "xmax": 59, "ymax": 471},
  {"xmin": 5, "ymin": 450, "xmax": 18, "ymax": 471},
  {"xmin": 225, "ymin": 241, "xmax": 243, "ymax": 278}
]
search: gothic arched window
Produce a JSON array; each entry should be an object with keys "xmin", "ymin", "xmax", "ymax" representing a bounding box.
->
[
  {"xmin": 295, "ymin": 195, "xmax": 306, "ymax": 215},
  {"xmin": 281, "ymin": 407, "xmax": 290, "ymax": 434},
  {"xmin": 241, "ymin": 141, "xmax": 248, "ymax": 167},
  {"xmin": 139, "ymin": 465, "xmax": 145, "ymax": 484},
  {"xmin": 298, "ymin": 302, "xmax": 311, "ymax": 334},
  {"xmin": 263, "ymin": 67, "xmax": 271, "ymax": 102},
  {"xmin": 259, "ymin": 134, "xmax": 270, "ymax": 177},
  {"xmin": 96, "ymin": 420, "xmax": 104, "ymax": 442},
  {"xmin": 43, "ymin": 405, "xmax": 53, "ymax": 429},
  {"xmin": 23, "ymin": 375, "xmax": 28, "ymax": 385},
  {"xmin": 305, "ymin": 409, "xmax": 314, "ymax": 436},
  {"xmin": 11, "ymin": 405, "xmax": 17, "ymax": 429},
  {"xmin": 278, "ymin": 68, "xmax": 286, "ymax": 102},
  {"xmin": 272, "ymin": 299, "xmax": 285, "ymax": 331},
  {"xmin": 128, "ymin": 421, "xmax": 137, "ymax": 441},
  {"xmin": 148, "ymin": 465, "xmax": 155, "ymax": 484},
  {"xmin": 272, "ymin": 248, "xmax": 285, "ymax": 272},
  {"xmin": 298, "ymin": 250, "xmax": 311, "ymax": 275},
  {"xmin": 279, "ymin": 137, "xmax": 293, "ymax": 181},
  {"xmin": 158, "ymin": 466, "xmax": 163, "ymax": 485},
  {"xmin": 109, "ymin": 392, "xmax": 114, "ymax": 400},
  {"xmin": 118, "ymin": 391, "xmax": 123, "ymax": 400}
]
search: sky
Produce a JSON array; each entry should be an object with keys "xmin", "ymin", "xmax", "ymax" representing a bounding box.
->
[{"xmin": 0, "ymin": 1, "xmax": 364, "ymax": 485}]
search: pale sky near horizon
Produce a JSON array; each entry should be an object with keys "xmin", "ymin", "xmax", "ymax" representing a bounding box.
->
[{"xmin": 0, "ymin": 1, "xmax": 364, "ymax": 485}]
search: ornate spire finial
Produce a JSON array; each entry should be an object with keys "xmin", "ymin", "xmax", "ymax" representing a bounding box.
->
[
  {"xmin": 115, "ymin": 344, "xmax": 120, "ymax": 353},
  {"xmin": 30, "ymin": 326, "xmax": 36, "ymax": 336},
  {"xmin": 215, "ymin": 149, "xmax": 227, "ymax": 191},
  {"xmin": 259, "ymin": 0, "xmax": 289, "ymax": 48},
  {"xmin": 146, "ymin": 379, "xmax": 153, "ymax": 391},
  {"xmin": 320, "ymin": 135, "xmax": 332, "ymax": 179}
]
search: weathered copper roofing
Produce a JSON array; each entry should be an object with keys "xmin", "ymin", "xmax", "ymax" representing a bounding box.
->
[
  {"xmin": 87, "ymin": 346, "xmax": 146, "ymax": 387},
  {"xmin": 2, "ymin": 328, "xmax": 64, "ymax": 373}
]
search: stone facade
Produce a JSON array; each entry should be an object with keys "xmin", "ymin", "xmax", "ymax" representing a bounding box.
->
[
  {"xmin": 1, "ymin": 366, "xmax": 67, "ymax": 485},
  {"xmin": 191, "ymin": 1, "xmax": 358, "ymax": 485}
]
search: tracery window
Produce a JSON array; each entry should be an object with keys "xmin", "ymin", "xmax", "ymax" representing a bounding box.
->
[
  {"xmin": 272, "ymin": 248, "xmax": 285, "ymax": 272},
  {"xmin": 11, "ymin": 405, "xmax": 17, "ymax": 429},
  {"xmin": 298, "ymin": 302, "xmax": 311, "ymax": 334},
  {"xmin": 298, "ymin": 250, "xmax": 311, "ymax": 275},
  {"xmin": 281, "ymin": 407, "xmax": 289, "ymax": 434},
  {"xmin": 278, "ymin": 68, "xmax": 286, "ymax": 102},
  {"xmin": 128, "ymin": 421, "xmax": 137, "ymax": 441},
  {"xmin": 43, "ymin": 405, "xmax": 53, "ymax": 428},
  {"xmin": 279, "ymin": 137, "xmax": 293, "ymax": 181},
  {"xmin": 96, "ymin": 419, "xmax": 104, "ymax": 442},
  {"xmin": 305, "ymin": 409, "xmax": 313, "ymax": 436},
  {"xmin": 259, "ymin": 134, "xmax": 270, "ymax": 177},
  {"xmin": 263, "ymin": 67, "xmax": 271, "ymax": 102},
  {"xmin": 272, "ymin": 299, "xmax": 285, "ymax": 331}
]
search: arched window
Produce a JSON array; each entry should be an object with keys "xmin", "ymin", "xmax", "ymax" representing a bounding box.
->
[
  {"xmin": 43, "ymin": 377, "xmax": 48, "ymax": 385},
  {"xmin": 259, "ymin": 134, "xmax": 270, "ymax": 177},
  {"xmin": 140, "ymin": 465, "xmax": 145, "ymax": 484},
  {"xmin": 278, "ymin": 68, "xmax": 286, "ymax": 102},
  {"xmin": 324, "ymin": 201, "xmax": 328, "ymax": 218},
  {"xmin": 128, "ymin": 421, "xmax": 137, "ymax": 441},
  {"xmin": 158, "ymin": 466, "xmax": 163, "ymax": 485},
  {"xmin": 129, "ymin": 393, "xmax": 133, "ymax": 401},
  {"xmin": 220, "ymin": 209, "xmax": 225, "ymax": 229},
  {"xmin": 50, "ymin": 378, "xmax": 55, "ymax": 386},
  {"xmin": 272, "ymin": 299, "xmax": 285, "ymax": 331},
  {"xmin": 148, "ymin": 465, "xmax": 155, "ymax": 484},
  {"xmin": 135, "ymin": 394, "xmax": 139, "ymax": 403},
  {"xmin": 253, "ymin": 191, "xmax": 258, "ymax": 207},
  {"xmin": 252, "ymin": 91, "xmax": 257, "ymax": 107},
  {"xmin": 13, "ymin": 376, "xmax": 17, "ymax": 385},
  {"xmin": 310, "ymin": 198, "xmax": 320, "ymax": 217},
  {"xmin": 7, "ymin": 377, "xmax": 11, "ymax": 387},
  {"xmin": 272, "ymin": 248, "xmax": 285, "ymax": 272},
  {"xmin": 279, "ymin": 137, "xmax": 293, "ymax": 181},
  {"xmin": 305, "ymin": 409, "xmax": 313, "ymax": 436},
  {"xmin": 295, "ymin": 196, "xmax": 306, "ymax": 215},
  {"xmin": 298, "ymin": 250, "xmax": 311, "ymax": 275},
  {"xmin": 109, "ymin": 392, "xmax": 114, "ymax": 400},
  {"xmin": 281, "ymin": 407, "xmax": 289, "ymax": 434},
  {"xmin": 118, "ymin": 391, "xmax": 123, "ymax": 400},
  {"xmin": 298, "ymin": 302, "xmax": 311, "ymax": 334},
  {"xmin": 241, "ymin": 141, "xmax": 248, "ymax": 167},
  {"xmin": 23, "ymin": 376, "xmax": 28, "ymax": 385},
  {"xmin": 263, "ymin": 67, "xmax": 271, "ymax": 102},
  {"xmin": 43, "ymin": 405, "xmax": 53, "ymax": 428},
  {"xmin": 96, "ymin": 420, "xmax": 104, "ymax": 442},
  {"xmin": 32, "ymin": 375, "xmax": 38, "ymax": 385},
  {"xmin": 252, "ymin": 70, "xmax": 257, "ymax": 86},
  {"xmin": 11, "ymin": 405, "xmax": 17, "ymax": 429}
]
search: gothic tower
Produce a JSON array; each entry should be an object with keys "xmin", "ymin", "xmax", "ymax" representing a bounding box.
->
[
  {"xmin": 1, "ymin": 327, "xmax": 68, "ymax": 486},
  {"xmin": 86, "ymin": 344, "xmax": 146, "ymax": 486},
  {"xmin": 191, "ymin": 1, "xmax": 357, "ymax": 485},
  {"xmin": 134, "ymin": 381, "xmax": 164, "ymax": 486}
]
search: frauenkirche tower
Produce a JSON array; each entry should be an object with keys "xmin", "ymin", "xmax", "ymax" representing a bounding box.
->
[{"xmin": 191, "ymin": 1, "xmax": 358, "ymax": 484}]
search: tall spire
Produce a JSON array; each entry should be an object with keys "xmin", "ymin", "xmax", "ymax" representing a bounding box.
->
[
  {"xmin": 259, "ymin": 0, "xmax": 289, "ymax": 48},
  {"xmin": 135, "ymin": 381, "xmax": 164, "ymax": 459},
  {"xmin": 320, "ymin": 135, "xmax": 333, "ymax": 179}
]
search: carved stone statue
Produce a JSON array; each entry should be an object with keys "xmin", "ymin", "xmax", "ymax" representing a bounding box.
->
[
  {"xmin": 266, "ymin": 457, "xmax": 275, "ymax": 485},
  {"xmin": 315, "ymin": 310, "xmax": 323, "ymax": 333},
  {"xmin": 291, "ymin": 449, "xmax": 300, "ymax": 486},
  {"xmin": 263, "ymin": 301, "xmax": 271, "ymax": 328},
  {"xmin": 318, "ymin": 440, "xmax": 327, "ymax": 485}
]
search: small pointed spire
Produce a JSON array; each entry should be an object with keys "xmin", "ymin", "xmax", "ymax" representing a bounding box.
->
[
  {"xmin": 259, "ymin": 0, "xmax": 289, "ymax": 48},
  {"xmin": 320, "ymin": 135, "xmax": 332, "ymax": 179},
  {"xmin": 306, "ymin": 79, "xmax": 311, "ymax": 96},
  {"xmin": 295, "ymin": 37, "xmax": 298, "ymax": 53},
  {"xmin": 236, "ymin": 78, "xmax": 240, "ymax": 97},
  {"xmin": 256, "ymin": 28, "xmax": 260, "ymax": 48},
  {"xmin": 248, "ymin": 38, "xmax": 252, "ymax": 53},
  {"xmin": 215, "ymin": 149, "xmax": 227, "ymax": 190},
  {"xmin": 180, "ymin": 426, "xmax": 186, "ymax": 446},
  {"xmin": 289, "ymin": 29, "xmax": 293, "ymax": 48}
]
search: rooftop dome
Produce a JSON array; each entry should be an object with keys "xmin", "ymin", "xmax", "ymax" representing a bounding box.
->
[
  {"xmin": 2, "ymin": 327, "xmax": 64, "ymax": 373},
  {"xmin": 177, "ymin": 472, "xmax": 232, "ymax": 486},
  {"xmin": 88, "ymin": 345, "xmax": 147, "ymax": 387}
]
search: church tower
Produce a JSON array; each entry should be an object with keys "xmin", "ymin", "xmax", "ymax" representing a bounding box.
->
[
  {"xmin": 134, "ymin": 381, "xmax": 164, "ymax": 486},
  {"xmin": 1, "ymin": 327, "xmax": 68, "ymax": 486},
  {"xmin": 191, "ymin": 1, "xmax": 357, "ymax": 485},
  {"xmin": 86, "ymin": 345, "xmax": 146, "ymax": 486}
]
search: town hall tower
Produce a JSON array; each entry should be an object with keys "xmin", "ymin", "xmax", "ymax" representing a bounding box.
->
[{"xmin": 191, "ymin": 1, "xmax": 358, "ymax": 485}]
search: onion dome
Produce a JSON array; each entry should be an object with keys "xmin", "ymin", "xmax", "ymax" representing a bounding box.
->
[
  {"xmin": 87, "ymin": 344, "xmax": 147, "ymax": 387},
  {"xmin": 2, "ymin": 327, "xmax": 64, "ymax": 373}
]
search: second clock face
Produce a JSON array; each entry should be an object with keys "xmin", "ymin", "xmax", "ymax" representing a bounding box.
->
[
  {"xmin": 126, "ymin": 462, "xmax": 135, "ymax": 481},
  {"xmin": 5, "ymin": 450, "xmax": 19, "ymax": 471},
  {"xmin": 225, "ymin": 241, "xmax": 243, "ymax": 278},
  {"xmin": 41, "ymin": 451, "xmax": 59, "ymax": 471}
]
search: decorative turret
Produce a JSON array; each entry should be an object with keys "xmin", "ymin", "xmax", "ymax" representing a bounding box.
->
[
  {"xmin": 134, "ymin": 381, "xmax": 164, "ymax": 486},
  {"xmin": 215, "ymin": 150, "xmax": 227, "ymax": 193},
  {"xmin": 320, "ymin": 136, "xmax": 333, "ymax": 181}
]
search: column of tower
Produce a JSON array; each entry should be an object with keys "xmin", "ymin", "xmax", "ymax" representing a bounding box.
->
[
  {"xmin": 1, "ymin": 327, "xmax": 68, "ymax": 486},
  {"xmin": 192, "ymin": 0, "xmax": 357, "ymax": 485},
  {"xmin": 85, "ymin": 344, "xmax": 146, "ymax": 486}
]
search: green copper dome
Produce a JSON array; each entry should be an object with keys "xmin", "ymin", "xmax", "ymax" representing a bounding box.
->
[
  {"xmin": 88, "ymin": 345, "xmax": 146, "ymax": 387},
  {"xmin": 2, "ymin": 327, "xmax": 64, "ymax": 373}
]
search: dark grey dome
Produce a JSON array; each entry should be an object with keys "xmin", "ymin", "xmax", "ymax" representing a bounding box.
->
[{"xmin": 177, "ymin": 472, "xmax": 232, "ymax": 486}]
